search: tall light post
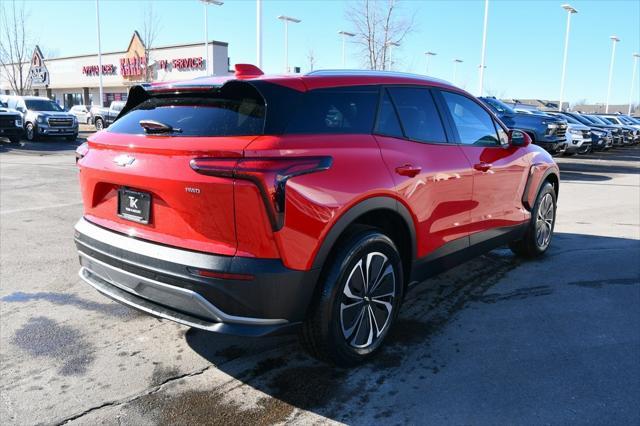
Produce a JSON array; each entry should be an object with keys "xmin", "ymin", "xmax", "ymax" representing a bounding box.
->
[
  {"xmin": 338, "ymin": 31, "xmax": 355, "ymax": 68},
  {"xmin": 386, "ymin": 41, "xmax": 400, "ymax": 70},
  {"xmin": 629, "ymin": 53, "xmax": 640, "ymax": 115},
  {"xmin": 278, "ymin": 15, "xmax": 301, "ymax": 73},
  {"xmin": 558, "ymin": 4, "xmax": 577, "ymax": 111},
  {"xmin": 453, "ymin": 59, "xmax": 463, "ymax": 85},
  {"xmin": 478, "ymin": 0, "xmax": 489, "ymax": 96},
  {"xmin": 95, "ymin": 0, "xmax": 103, "ymax": 106},
  {"xmin": 605, "ymin": 35, "xmax": 620, "ymax": 113},
  {"xmin": 256, "ymin": 0, "xmax": 262, "ymax": 68},
  {"xmin": 424, "ymin": 51, "xmax": 436, "ymax": 74},
  {"xmin": 201, "ymin": 0, "xmax": 224, "ymax": 76}
]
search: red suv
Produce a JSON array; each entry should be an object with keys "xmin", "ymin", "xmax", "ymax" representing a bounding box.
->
[{"xmin": 75, "ymin": 66, "xmax": 559, "ymax": 366}]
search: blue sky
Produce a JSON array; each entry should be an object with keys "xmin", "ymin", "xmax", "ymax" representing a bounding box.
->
[{"xmin": 23, "ymin": 0, "xmax": 640, "ymax": 104}]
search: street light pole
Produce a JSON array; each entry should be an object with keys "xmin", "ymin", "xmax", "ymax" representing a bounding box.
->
[
  {"xmin": 201, "ymin": 0, "xmax": 224, "ymax": 76},
  {"xmin": 629, "ymin": 53, "xmax": 640, "ymax": 115},
  {"xmin": 559, "ymin": 4, "xmax": 577, "ymax": 111},
  {"xmin": 338, "ymin": 31, "xmax": 355, "ymax": 68},
  {"xmin": 256, "ymin": 0, "xmax": 262, "ymax": 68},
  {"xmin": 95, "ymin": 0, "xmax": 103, "ymax": 106},
  {"xmin": 385, "ymin": 41, "xmax": 400, "ymax": 71},
  {"xmin": 606, "ymin": 35, "xmax": 620, "ymax": 113},
  {"xmin": 278, "ymin": 15, "xmax": 301, "ymax": 73},
  {"xmin": 478, "ymin": 0, "xmax": 489, "ymax": 96},
  {"xmin": 453, "ymin": 59, "xmax": 463, "ymax": 85},
  {"xmin": 424, "ymin": 51, "xmax": 436, "ymax": 74}
]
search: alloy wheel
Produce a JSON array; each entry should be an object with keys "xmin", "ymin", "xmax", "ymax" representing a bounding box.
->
[
  {"xmin": 535, "ymin": 193, "xmax": 554, "ymax": 250},
  {"xmin": 340, "ymin": 252, "xmax": 396, "ymax": 349},
  {"xmin": 26, "ymin": 124, "xmax": 34, "ymax": 141}
]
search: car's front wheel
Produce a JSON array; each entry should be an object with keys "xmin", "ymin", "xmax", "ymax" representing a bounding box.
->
[
  {"xmin": 94, "ymin": 118, "xmax": 104, "ymax": 131},
  {"xmin": 25, "ymin": 123, "xmax": 38, "ymax": 141},
  {"xmin": 509, "ymin": 182, "xmax": 557, "ymax": 258},
  {"xmin": 300, "ymin": 227, "xmax": 404, "ymax": 366}
]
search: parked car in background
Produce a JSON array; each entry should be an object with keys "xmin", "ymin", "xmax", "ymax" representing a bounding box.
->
[
  {"xmin": 559, "ymin": 112, "xmax": 619, "ymax": 148},
  {"xmin": 69, "ymin": 105, "xmax": 93, "ymax": 124},
  {"xmin": 587, "ymin": 115, "xmax": 634, "ymax": 146},
  {"xmin": 554, "ymin": 117, "xmax": 591, "ymax": 155},
  {"xmin": 551, "ymin": 112, "xmax": 612, "ymax": 151},
  {"xmin": 479, "ymin": 97, "xmax": 568, "ymax": 155},
  {"xmin": 74, "ymin": 67, "xmax": 560, "ymax": 366},
  {"xmin": 2, "ymin": 95, "xmax": 78, "ymax": 142},
  {"xmin": 91, "ymin": 101, "xmax": 125, "ymax": 130},
  {"xmin": 597, "ymin": 114, "xmax": 640, "ymax": 143},
  {"xmin": 0, "ymin": 100, "xmax": 24, "ymax": 144}
]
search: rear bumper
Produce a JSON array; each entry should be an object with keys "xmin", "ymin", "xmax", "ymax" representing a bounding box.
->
[{"xmin": 74, "ymin": 218, "xmax": 319, "ymax": 336}]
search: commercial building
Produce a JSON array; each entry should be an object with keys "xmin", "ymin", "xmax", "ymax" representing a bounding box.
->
[{"xmin": 0, "ymin": 31, "xmax": 230, "ymax": 109}]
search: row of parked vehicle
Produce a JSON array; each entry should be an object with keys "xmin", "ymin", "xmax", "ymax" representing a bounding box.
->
[
  {"xmin": 68, "ymin": 101, "xmax": 126, "ymax": 131},
  {"xmin": 0, "ymin": 96, "xmax": 127, "ymax": 143},
  {"xmin": 479, "ymin": 97, "xmax": 640, "ymax": 156}
]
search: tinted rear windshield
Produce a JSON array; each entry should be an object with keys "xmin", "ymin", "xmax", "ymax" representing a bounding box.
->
[{"xmin": 108, "ymin": 89, "xmax": 265, "ymax": 137}]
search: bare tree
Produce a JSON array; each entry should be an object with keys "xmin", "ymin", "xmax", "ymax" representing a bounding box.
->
[
  {"xmin": 141, "ymin": 2, "xmax": 161, "ymax": 82},
  {"xmin": 345, "ymin": 0, "xmax": 415, "ymax": 70},
  {"xmin": 307, "ymin": 48, "xmax": 316, "ymax": 72},
  {"xmin": 0, "ymin": 0, "xmax": 32, "ymax": 95}
]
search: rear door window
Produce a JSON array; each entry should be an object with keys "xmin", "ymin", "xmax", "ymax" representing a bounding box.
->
[
  {"xmin": 440, "ymin": 91, "xmax": 500, "ymax": 146},
  {"xmin": 375, "ymin": 89, "xmax": 404, "ymax": 138},
  {"xmin": 386, "ymin": 87, "xmax": 447, "ymax": 143},
  {"xmin": 285, "ymin": 86, "xmax": 378, "ymax": 134}
]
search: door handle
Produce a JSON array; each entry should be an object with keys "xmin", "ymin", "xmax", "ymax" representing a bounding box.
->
[
  {"xmin": 395, "ymin": 164, "xmax": 422, "ymax": 177},
  {"xmin": 473, "ymin": 162, "xmax": 492, "ymax": 172}
]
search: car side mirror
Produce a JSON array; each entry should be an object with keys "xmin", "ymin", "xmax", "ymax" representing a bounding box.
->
[
  {"xmin": 17, "ymin": 107, "xmax": 26, "ymax": 113},
  {"xmin": 509, "ymin": 129, "xmax": 531, "ymax": 147}
]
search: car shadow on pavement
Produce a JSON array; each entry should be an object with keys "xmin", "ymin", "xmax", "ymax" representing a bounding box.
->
[
  {"xmin": 181, "ymin": 232, "xmax": 640, "ymax": 424},
  {"xmin": 574, "ymin": 146, "xmax": 640, "ymax": 162},
  {"xmin": 0, "ymin": 139, "xmax": 82, "ymax": 153}
]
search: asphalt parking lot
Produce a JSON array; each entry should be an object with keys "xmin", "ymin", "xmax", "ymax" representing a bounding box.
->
[{"xmin": 1, "ymin": 137, "xmax": 638, "ymax": 425}]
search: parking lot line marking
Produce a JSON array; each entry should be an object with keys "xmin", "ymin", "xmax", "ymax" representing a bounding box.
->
[{"xmin": 0, "ymin": 201, "xmax": 82, "ymax": 215}]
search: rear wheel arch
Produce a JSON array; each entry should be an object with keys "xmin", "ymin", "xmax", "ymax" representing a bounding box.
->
[{"xmin": 311, "ymin": 197, "xmax": 416, "ymax": 286}]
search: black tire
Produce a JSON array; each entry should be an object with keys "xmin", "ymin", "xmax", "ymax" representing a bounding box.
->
[
  {"xmin": 509, "ymin": 182, "xmax": 557, "ymax": 258},
  {"xmin": 25, "ymin": 123, "xmax": 38, "ymax": 141},
  {"xmin": 94, "ymin": 118, "xmax": 104, "ymax": 131},
  {"xmin": 9, "ymin": 136, "xmax": 21, "ymax": 144},
  {"xmin": 299, "ymin": 227, "xmax": 404, "ymax": 366},
  {"xmin": 66, "ymin": 134, "xmax": 77, "ymax": 142}
]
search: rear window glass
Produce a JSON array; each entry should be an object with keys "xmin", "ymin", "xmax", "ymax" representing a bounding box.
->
[
  {"xmin": 108, "ymin": 90, "xmax": 265, "ymax": 137},
  {"xmin": 286, "ymin": 87, "xmax": 378, "ymax": 134}
]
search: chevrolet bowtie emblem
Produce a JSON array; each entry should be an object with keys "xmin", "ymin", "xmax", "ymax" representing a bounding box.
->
[{"xmin": 113, "ymin": 154, "xmax": 136, "ymax": 167}]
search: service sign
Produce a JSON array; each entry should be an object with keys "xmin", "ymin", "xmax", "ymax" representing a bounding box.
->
[{"xmin": 28, "ymin": 45, "xmax": 49, "ymax": 87}]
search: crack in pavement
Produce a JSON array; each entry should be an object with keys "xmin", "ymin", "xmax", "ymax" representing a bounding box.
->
[{"xmin": 54, "ymin": 364, "xmax": 216, "ymax": 425}]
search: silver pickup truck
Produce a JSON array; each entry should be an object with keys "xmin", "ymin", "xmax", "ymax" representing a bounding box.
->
[{"xmin": 91, "ymin": 101, "xmax": 125, "ymax": 131}]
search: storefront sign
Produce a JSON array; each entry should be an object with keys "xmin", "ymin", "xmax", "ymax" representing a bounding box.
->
[
  {"xmin": 82, "ymin": 64, "xmax": 116, "ymax": 76},
  {"xmin": 120, "ymin": 56, "xmax": 146, "ymax": 77},
  {"xmin": 158, "ymin": 57, "xmax": 204, "ymax": 71},
  {"xmin": 28, "ymin": 45, "xmax": 49, "ymax": 87}
]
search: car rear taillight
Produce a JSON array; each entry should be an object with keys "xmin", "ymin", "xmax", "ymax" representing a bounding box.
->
[
  {"xmin": 75, "ymin": 142, "xmax": 89, "ymax": 163},
  {"xmin": 190, "ymin": 156, "xmax": 332, "ymax": 230}
]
